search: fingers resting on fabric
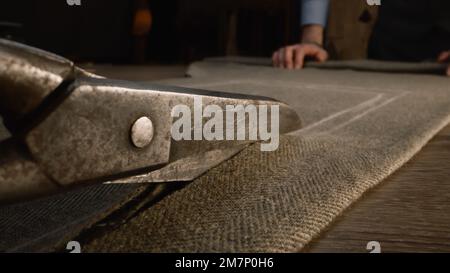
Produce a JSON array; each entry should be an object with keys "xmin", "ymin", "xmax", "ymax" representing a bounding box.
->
[{"xmin": 272, "ymin": 43, "xmax": 328, "ymax": 69}]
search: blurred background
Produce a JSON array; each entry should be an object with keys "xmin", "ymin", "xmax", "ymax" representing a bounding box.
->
[
  {"xmin": 0, "ymin": 0, "xmax": 303, "ymax": 64},
  {"xmin": 0, "ymin": 0, "xmax": 378, "ymax": 65}
]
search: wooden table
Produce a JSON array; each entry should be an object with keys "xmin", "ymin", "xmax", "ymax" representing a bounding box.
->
[
  {"xmin": 89, "ymin": 64, "xmax": 450, "ymax": 253},
  {"xmin": 305, "ymin": 124, "xmax": 450, "ymax": 253}
]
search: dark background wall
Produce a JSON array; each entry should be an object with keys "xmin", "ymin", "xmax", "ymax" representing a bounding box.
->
[
  {"xmin": 0, "ymin": 0, "xmax": 133, "ymax": 62},
  {"xmin": 0, "ymin": 0, "xmax": 299, "ymax": 64}
]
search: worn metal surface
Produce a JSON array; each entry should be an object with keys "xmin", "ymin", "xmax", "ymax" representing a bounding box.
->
[
  {"xmin": 0, "ymin": 39, "xmax": 96, "ymax": 123},
  {"xmin": 24, "ymin": 78, "xmax": 173, "ymax": 186},
  {"xmin": 0, "ymin": 39, "xmax": 71, "ymax": 121}
]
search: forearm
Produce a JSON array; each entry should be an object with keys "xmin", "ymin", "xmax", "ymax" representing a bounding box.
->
[
  {"xmin": 301, "ymin": 25, "xmax": 325, "ymax": 46},
  {"xmin": 300, "ymin": 0, "xmax": 329, "ymax": 45}
]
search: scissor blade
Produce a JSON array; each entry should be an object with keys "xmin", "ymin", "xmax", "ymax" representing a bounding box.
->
[
  {"xmin": 109, "ymin": 94, "xmax": 301, "ymax": 184},
  {"xmin": 109, "ymin": 141, "xmax": 250, "ymax": 184}
]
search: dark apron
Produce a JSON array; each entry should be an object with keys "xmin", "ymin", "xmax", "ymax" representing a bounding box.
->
[{"xmin": 368, "ymin": 0, "xmax": 450, "ymax": 62}]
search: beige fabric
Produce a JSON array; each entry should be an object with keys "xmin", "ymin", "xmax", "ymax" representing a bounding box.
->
[
  {"xmin": 0, "ymin": 182, "xmax": 147, "ymax": 252},
  {"xmin": 1, "ymin": 59, "xmax": 448, "ymax": 252},
  {"xmin": 82, "ymin": 60, "xmax": 450, "ymax": 252}
]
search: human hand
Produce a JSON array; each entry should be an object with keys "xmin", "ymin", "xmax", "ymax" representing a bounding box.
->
[
  {"xmin": 437, "ymin": 51, "xmax": 450, "ymax": 76},
  {"xmin": 272, "ymin": 43, "xmax": 328, "ymax": 69}
]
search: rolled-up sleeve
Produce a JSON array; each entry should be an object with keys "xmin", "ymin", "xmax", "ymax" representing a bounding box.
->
[{"xmin": 301, "ymin": 0, "xmax": 330, "ymax": 27}]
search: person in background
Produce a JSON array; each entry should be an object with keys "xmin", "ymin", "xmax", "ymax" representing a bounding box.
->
[{"xmin": 272, "ymin": 0, "xmax": 450, "ymax": 76}]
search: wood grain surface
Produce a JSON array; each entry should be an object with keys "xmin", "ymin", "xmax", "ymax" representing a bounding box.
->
[{"xmin": 305, "ymin": 125, "xmax": 450, "ymax": 253}]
